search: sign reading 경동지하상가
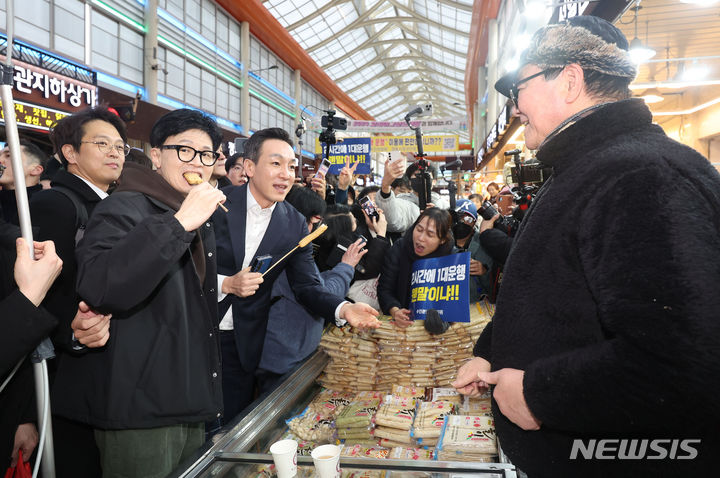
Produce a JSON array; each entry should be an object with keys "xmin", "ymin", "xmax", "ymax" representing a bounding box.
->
[{"xmin": 410, "ymin": 252, "xmax": 471, "ymax": 322}]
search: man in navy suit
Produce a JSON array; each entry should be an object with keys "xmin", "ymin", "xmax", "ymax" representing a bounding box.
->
[{"xmin": 212, "ymin": 128, "xmax": 380, "ymax": 423}]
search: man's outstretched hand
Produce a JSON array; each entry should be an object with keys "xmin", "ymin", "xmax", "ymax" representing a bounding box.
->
[{"xmin": 339, "ymin": 302, "xmax": 381, "ymax": 331}]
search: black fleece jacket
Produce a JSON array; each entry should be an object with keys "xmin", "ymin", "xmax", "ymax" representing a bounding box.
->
[{"xmin": 474, "ymin": 99, "xmax": 720, "ymax": 477}]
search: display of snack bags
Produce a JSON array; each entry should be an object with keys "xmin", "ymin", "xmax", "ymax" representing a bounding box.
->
[
  {"xmin": 341, "ymin": 444, "xmax": 390, "ymax": 459},
  {"xmin": 318, "ymin": 300, "xmax": 493, "ymax": 393},
  {"xmin": 388, "ymin": 447, "xmax": 435, "ymax": 461},
  {"xmin": 287, "ymin": 408, "xmax": 335, "ymax": 442},
  {"xmin": 436, "ymin": 415, "xmax": 497, "ymax": 461},
  {"xmin": 412, "ymin": 400, "xmax": 455, "ymax": 439}
]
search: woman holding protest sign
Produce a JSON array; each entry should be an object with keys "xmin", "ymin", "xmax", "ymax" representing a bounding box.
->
[{"xmin": 377, "ymin": 207, "xmax": 455, "ymax": 328}]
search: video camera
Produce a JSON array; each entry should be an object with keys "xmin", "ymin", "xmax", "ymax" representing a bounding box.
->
[
  {"xmin": 319, "ymin": 109, "xmax": 347, "ymax": 146},
  {"xmin": 478, "ymin": 149, "xmax": 551, "ymax": 236}
]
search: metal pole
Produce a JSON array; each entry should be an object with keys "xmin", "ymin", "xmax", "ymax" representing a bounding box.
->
[{"xmin": 1, "ymin": 2, "xmax": 56, "ymax": 476}]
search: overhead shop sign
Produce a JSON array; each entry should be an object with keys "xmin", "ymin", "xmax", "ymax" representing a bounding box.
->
[
  {"xmin": 316, "ymin": 137, "xmax": 372, "ymax": 174},
  {"xmin": 309, "ymin": 116, "xmax": 468, "ymax": 133},
  {"xmin": 0, "ymin": 100, "xmax": 70, "ymax": 131},
  {"xmin": 0, "ymin": 58, "xmax": 97, "ymax": 110},
  {"xmin": 0, "ymin": 44, "xmax": 97, "ymax": 132},
  {"xmin": 371, "ymin": 134, "xmax": 459, "ymax": 153}
]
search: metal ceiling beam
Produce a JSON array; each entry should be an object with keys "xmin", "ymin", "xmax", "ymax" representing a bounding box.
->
[
  {"xmin": 220, "ymin": 0, "xmax": 374, "ymax": 120},
  {"xmin": 335, "ymin": 54, "xmax": 465, "ymax": 83},
  {"xmin": 346, "ymin": 68, "xmax": 465, "ymax": 98},
  {"xmin": 285, "ymin": 0, "xmax": 354, "ymax": 32},
  {"xmin": 306, "ymin": 5, "xmax": 467, "ymax": 54},
  {"xmin": 322, "ymin": 37, "xmax": 465, "ymax": 70},
  {"xmin": 304, "ymin": 1, "xmax": 391, "ymax": 53},
  {"xmin": 381, "ymin": 79, "xmax": 465, "ymax": 96},
  {"xmin": 435, "ymin": 0, "xmax": 473, "ymax": 13},
  {"xmin": 369, "ymin": 97, "xmax": 411, "ymax": 118},
  {"xmin": 387, "ymin": 0, "xmax": 468, "ymax": 36}
]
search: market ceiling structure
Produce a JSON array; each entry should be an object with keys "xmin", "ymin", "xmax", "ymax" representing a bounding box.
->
[
  {"xmin": 262, "ymin": 0, "xmax": 473, "ymax": 139},
  {"xmin": 615, "ymin": 0, "xmax": 720, "ymax": 119}
]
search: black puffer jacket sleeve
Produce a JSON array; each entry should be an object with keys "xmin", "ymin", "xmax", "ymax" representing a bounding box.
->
[
  {"xmin": 377, "ymin": 238, "xmax": 404, "ymax": 314},
  {"xmin": 478, "ymin": 228, "xmax": 513, "ymax": 264}
]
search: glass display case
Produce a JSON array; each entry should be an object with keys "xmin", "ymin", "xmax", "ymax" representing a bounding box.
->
[{"xmin": 169, "ymin": 352, "xmax": 518, "ymax": 478}]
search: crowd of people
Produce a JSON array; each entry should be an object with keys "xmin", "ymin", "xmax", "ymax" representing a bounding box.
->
[
  {"xmin": 0, "ymin": 104, "xmax": 505, "ymax": 476},
  {"xmin": 1, "ymin": 15, "xmax": 718, "ymax": 478}
]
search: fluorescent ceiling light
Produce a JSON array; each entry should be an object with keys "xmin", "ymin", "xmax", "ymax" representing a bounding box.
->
[
  {"xmin": 639, "ymin": 87, "xmax": 664, "ymax": 104},
  {"xmin": 630, "ymin": 79, "xmax": 720, "ymax": 89},
  {"xmin": 679, "ymin": 0, "xmax": 718, "ymax": 5},
  {"xmin": 681, "ymin": 62, "xmax": 710, "ymax": 81},
  {"xmin": 651, "ymin": 96, "xmax": 720, "ymax": 116}
]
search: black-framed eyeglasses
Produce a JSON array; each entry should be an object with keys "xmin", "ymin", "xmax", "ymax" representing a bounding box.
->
[
  {"xmin": 509, "ymin": 68, "xmax": 560, "ymax": 107},
  {"xmin": 81, "ymin": 140, "xmax": 131, "ymax": 156},
  {"xmin": 159, "ymin": 144, "xmax": 220, "ymax": 166}
]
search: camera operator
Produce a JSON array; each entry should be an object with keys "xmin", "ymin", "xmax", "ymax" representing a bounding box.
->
[{"xmin": 452, "ymin": 199, "xmax": 494, "ymax": 303}]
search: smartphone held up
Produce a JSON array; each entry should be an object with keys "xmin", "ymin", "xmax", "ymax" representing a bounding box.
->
[
  {"xmin": 315, "ymin": 158, "xmax": 331, "ymax": 178},
  {"xmin": 359, "ymin": 196, "xmax": 380, "ymax": 222}
]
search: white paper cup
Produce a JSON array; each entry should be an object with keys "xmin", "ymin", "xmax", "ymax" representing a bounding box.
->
[
  {"xmin": 311, "ymin": 444, "xmax": 341, "ymax": 478},
  {"xmin": 270, "ymin": 439, "xmax": 298, "ymax": 478}
]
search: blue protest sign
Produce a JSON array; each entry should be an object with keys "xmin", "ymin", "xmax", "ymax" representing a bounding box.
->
[
  {"xmin": 410, "ymin": 252, "xmax": 471, "ymax": 322},
  {"xmin": 320, "ymin": 137, "xmax": 371, "ymax": 174}
]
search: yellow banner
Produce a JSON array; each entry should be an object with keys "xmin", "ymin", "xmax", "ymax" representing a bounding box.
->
[
  {"xmin": 316, "ymin": 135, "xmax": 459, "ymax": 154},
  {"xmin": 371, "ymin": 134, "xmax": 459, "ymax": 153}
]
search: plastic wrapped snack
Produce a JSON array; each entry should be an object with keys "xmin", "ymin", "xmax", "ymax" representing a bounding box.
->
[
  {"xmin": 336, "ymin": 399, "xmax": 380, "ymax": 429},
  {"xmin": 460, "ymin": 396, "xmax": 493, "ymax": 416},
  {"xmin": 374, "ymin": 425, "xmax": 413, "ymax": 444},
  {"xmin": 307, "ymin": 389, "xmax": 355, "ymax": 417},
  {"xmin": 377, "ymin": 437, "xmax": 415, "ymax": 449},
  {"xmin": 437, "ymin": 415, "xmax": 497, "ymax": 456},
  {"xmin": 388, "ymin": 447, "xmax": 435, "ymax": 461},
  {"xmin": 287, "ymin": 409, "xmax": 335, "ymax": 442},
  {"xmin": 341, "ymin": 444, "xmax": 390, "ymax": 459},
  {"xmin": 412, "ymin": 401, "xmax": 454, "ymax": 438},
  {"xmin": 390, "ymin": 385, "xmax": 428, "ymax": 400},
  {"xmin": 374, "ymin": 403, "xmax": 416, "ymax": 430},
  {"xmin": 341, "ymin": 470, "xmax": 386, "ymax": 478}
]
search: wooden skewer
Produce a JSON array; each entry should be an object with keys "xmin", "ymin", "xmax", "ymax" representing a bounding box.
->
[{"xmin": 262, "ymin": 224, "xmax": 328, "ymax": 277}]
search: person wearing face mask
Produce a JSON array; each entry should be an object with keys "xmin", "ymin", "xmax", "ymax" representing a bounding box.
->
[
  {"xmin": 451, "ymin": 199, "xmax": 493, "ymax": 303},
  {"xmin": 377, "ymin": 207, "xmax": 456, "ymax": 328}
]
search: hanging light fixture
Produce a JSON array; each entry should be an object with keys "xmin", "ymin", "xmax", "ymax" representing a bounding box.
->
[
  {"xmin": 628, "ymin": 1, "xmax": 656, "ymax": 63},
  {"xmin": 639, "ymin": 87, "xmax": 664, "ymax": 103}
]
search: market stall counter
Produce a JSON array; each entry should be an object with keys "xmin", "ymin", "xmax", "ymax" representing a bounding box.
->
[{"xmin": 170, "ymin": 306, "xmax": 517, "ymax": 478}]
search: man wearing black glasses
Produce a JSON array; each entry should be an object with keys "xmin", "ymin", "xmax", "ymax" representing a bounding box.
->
[
  {"xmin": 29, "ymin": 107, "xmax": 128, "ymax": 477},
  {"xmin": 52, "ymin": 109, "xmax": 227, "ymax": 477},
  {"xmin": 453, "ymin": 15, "xmax": 719, "ymax": 477}
]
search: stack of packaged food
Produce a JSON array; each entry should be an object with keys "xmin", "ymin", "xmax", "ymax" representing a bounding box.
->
[
  {"xmin": 410, "ymin": 400, "xmax": 455, "ymax": 447},
  {"xmin": 335, "ymin": 392, "xmax": 384, "ymax": 445},
  {"xmin": 373, "ymin": 397, "xmax": 417, "ymax": 449},
  {"xmin": 287, "ymin": 389, "xmax": 354, "ymax": 441},
  {"xmin": 256, "ymin": 386, "xmax": 499, "ymax": 478},
  {"xmin": 435, "ymin": 415, "xmax": 497, "ymax": 462},
  {"xmin": 318, "ymin": 299, "xmax": 493, "ymax": 393}
]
